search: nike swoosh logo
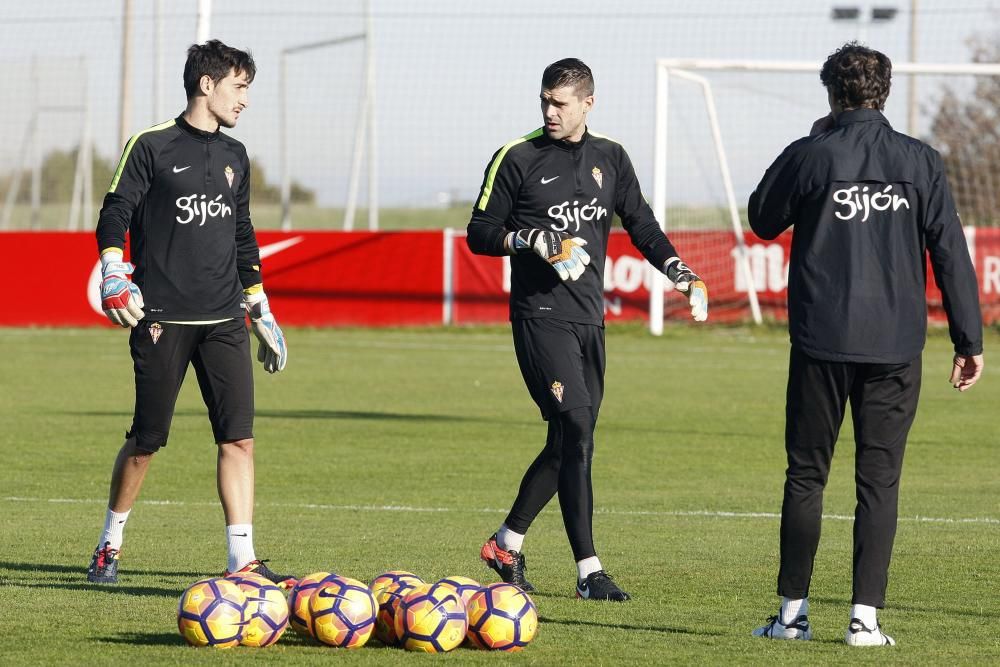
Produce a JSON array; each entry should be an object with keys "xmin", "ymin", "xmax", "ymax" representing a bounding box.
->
[
  {"xmin": 259, "ymin": 236, "xmax": 304, "ymax": 258},
  {"xmin": 317, "ymin": 589, "xmax": 344, "ymax": 599},
  {"xmin": 232, "ymin": 533, "xmax": 248, "ymax": 537},
  {"xmin": 172, "ymin": 165, "xmax": 191, "ymax": 173},
  {"xmin": 540, "ymin": 176, "xmax": 559, "ymax": 184}
]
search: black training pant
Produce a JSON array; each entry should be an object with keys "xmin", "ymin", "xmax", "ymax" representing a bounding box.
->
[
  {"xmin": 778, "ymin": 346, "xmax": 921, "ymax": 608},
  {"xmin": 505, "ymin": 318, "xmax": 605, "ymax": 561}
]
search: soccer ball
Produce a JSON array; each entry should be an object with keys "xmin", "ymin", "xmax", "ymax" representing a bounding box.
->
[
  {"xmin": 435, "ymin": 575, "xmax": 482, "ymax": 607},
  {"xmin": 466, "ymin": 582, "xmax": 538, "ymax": 652},
  {"xmin": 229, "ymin": 575, "xmax": 289, "ymax": 647},
  {"xmin": 177, "ymin": 577, "xmax": 247, "ymax": 648},
  {"xmin": 308, "ymin": 576, "xmax": 378, "ymax": 648},
  {"xmin": 288, "ymin": 571, "xmax": 334, "ymax": 636},
  {"xmin": 372, "ymin": 580, "xmax": 423, "ymax": 646},
  {"xmin": 394, "ymin": 584, "xmax": 468, "ymax": 653},
  {"xmin": 369, "ymin": 570, "xmax": 423, "ymax": 600}
]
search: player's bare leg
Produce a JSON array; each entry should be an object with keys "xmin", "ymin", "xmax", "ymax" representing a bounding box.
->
[
  {"xmin": 217, "ymin": 438, "xmax": 255, "ymax": 525},
  {"xmin": 108, "ymin": 436, "xmax": 155, "ymax": 511},
  {"xmin": 88, "ymin": 436, "xmax": 154, "ymax": 583},
  {"xmin": 216, "ymin": 438, "xmax": 294, "ymax": 587}
]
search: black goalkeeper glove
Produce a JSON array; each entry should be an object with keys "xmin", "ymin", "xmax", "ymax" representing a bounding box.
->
[
  {"xmin": 663, "ymin": 257, "xmax": 708, "ymax": 322},
  {"xmin": 509, "ymin": 229, "xmax": 590, "ymax": 281}
]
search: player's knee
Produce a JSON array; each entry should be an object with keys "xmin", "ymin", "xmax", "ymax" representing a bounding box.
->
[
  {"xmin": 219, "ymin": 438, "xmax": 254, "ymax": 456},
  {"xmin": 123, "ymin": 436, "xmax": 156, "ymax": 463},
  {"xmin": 558, "ymin": 407, "xmax": 595, "ymax": 462}
]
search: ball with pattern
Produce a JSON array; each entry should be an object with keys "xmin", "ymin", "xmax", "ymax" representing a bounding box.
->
[
  {"xmin": 394, "ymin": 584, "xmax": 468, "ymax": 653},
  {"xmin": 436, "ymin": 575, "xmax": 482, "ymax": 607},
  {"xmin": 308, "ymin": 576, "xmax": 378, "ymax": 648},
  {"xmin": 288, "ymin": 571, "xmax": 334, "ymax": 636},
  {"xmin": 369, "ymin": 570, "xmax": 423, "ymax": 600},
  {"xmin": 177, "ymin": 577, "xmax": 247, "ymax": 648},
  {"xmin": 467, "ymin": 583, "xmax": 538, "ymax": 652},
  {"xmin": 372, "ymin": 580, "xmax": 422, "ymax": 646},
  {"xmin": 229, "ymin": 575, "xmax": 289, "ymax": 647}
]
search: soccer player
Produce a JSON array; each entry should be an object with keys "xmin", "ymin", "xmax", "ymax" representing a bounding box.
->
[
  {"xmin": 467, "ymin": 58, "xmax": 708, "ymax": 601},
  {"xmin": 87, "ymin": 40, "xmax": 293, "ymax": 587},
  {"xmin": 748, "ymin": 43, "xmax": 983, "ymax": 645}
]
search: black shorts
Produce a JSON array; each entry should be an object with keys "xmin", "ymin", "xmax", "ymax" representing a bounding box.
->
[
  {"xmin": 512, "ymin": 318, "xmax": 605, "ymax": 420},
  {"xmin": 128, "ymin": 319, "xmax": 254, "ymax": 452}
]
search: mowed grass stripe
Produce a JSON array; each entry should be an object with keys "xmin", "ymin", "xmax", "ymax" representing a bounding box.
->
[{"xmin": 4, "ymin": 496, "xmax": 999, "ymax": 525}]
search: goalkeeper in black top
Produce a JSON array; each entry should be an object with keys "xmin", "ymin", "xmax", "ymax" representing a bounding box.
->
[
  {"xmin": 748, "ymin": 43, "xmax": 983, "ymax": 646},
  {"xmin": 468, "ymin": 58, "xmax": 708, "ymax": 602},
  {"xmin": 87, "ymin": 40, "xmax": 295, "ymax": 589}
]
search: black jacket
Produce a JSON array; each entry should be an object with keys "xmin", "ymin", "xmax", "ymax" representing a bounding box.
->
[
  {"xmin": 749, "ymin": 109, "xmax": 982, "ymax": 363},
  {"xmin": 96, "ymin": 115, "xmax": 261, "ymax": 321},
  {"xmin": 467, "ymin": 128, "xmax": 678, "ymax": 325}
]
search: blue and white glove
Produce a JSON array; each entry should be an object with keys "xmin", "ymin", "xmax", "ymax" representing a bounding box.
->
[
  {"xmin": 664, "ymin": 257, "xmax": 708, "ymax": 322},
  {"xmin": 243, "ymin": 290, "xmax": 287, "ymax": 373},
  {"xmin": 100, "ymin": 251, "xmax": 145, "ymax": 328},
  {"xmin": 508, "ymin": 229, "xmax": 590, "ymax": 281}
]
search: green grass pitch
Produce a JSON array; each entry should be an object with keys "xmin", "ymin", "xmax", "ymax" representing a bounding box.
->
[{"xmin": 1, "ymin": 323, "xmax": 997, "ymax": 664}]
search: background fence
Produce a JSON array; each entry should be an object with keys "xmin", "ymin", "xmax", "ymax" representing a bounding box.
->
[{"xmin": 2, "ymin": 0, "xmax": 999, "ymax": 232}]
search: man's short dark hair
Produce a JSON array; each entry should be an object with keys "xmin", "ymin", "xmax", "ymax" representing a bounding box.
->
[
  {"xmin": 183, "ymin": 39, "xmax": 256, "ymax": 99},
  {"xmin": 820, "ymin": 42, "xmax": 892, "ymax": 111},
  {"xmin": 542, "ymin": 58, "xmax": 594, "ymax": 98}
]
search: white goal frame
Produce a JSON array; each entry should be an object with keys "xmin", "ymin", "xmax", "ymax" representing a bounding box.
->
[{"xmin": 649, "ymin": 58, "xmax": 1000, "ymax": 335}]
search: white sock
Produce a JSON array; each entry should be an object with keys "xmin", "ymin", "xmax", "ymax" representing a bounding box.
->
[
  {"xmin": 496, "ymin": 524, "xmax": 525, "ymax": 553},
  {"xmin": 98, "ymin": 508, "xmax": 131, "ymax": 551},
  {"xmin": 780, "ymin": 597, "xmax": 808, "ymax": 624},
  {"xmin": 576, "ymin": 556, "xmax": 602, "ymax": 581},
  {"xmin": 850, "ymin": 603, "xmax": 878, "ymax": 628},
  {"xmin": 226, "ymin": 524, "xmax": 256, "ymax": 572}
]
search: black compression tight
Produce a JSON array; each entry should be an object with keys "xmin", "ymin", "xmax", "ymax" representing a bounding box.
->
[{"xmin": 504, "ymin": 406, "xmax": 596, "ymax": 561}]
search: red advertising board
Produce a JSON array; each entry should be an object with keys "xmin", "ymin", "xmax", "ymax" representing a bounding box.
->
[{"xmin": 2, "ymin": 229, "xmax": 999, "ymax": 327}]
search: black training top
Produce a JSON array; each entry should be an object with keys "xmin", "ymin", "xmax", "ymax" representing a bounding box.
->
[
  {"xmin": 466, "ymin": 128, "xmax": 679, "ymax": 325},
  {"xmin": 95, "ymin": 115, "xmax": 261, "ymax": 321},
  {"xmin": 749, "ymin": 108, "xmax": 982, "ymax": 363}
]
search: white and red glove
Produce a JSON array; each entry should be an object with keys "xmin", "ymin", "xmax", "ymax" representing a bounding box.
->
[{"xmin": 100, "ymin": 251, "xmax": 145, "ymax": 327}]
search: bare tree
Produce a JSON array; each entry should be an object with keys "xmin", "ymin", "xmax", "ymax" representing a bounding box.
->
[{"xmin": 928, "ymin": 38, "xmax": 1000, "ymax": 227}]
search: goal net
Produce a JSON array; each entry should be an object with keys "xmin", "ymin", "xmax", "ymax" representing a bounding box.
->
[{"xmin": 650, "ymin": 58, "xmax": 1000, "ymax": 332}]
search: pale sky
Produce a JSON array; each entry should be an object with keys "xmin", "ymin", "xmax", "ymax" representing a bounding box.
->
[{"xmin": 1, "ymin": 0, "xmax": 998, "ymax": 209}]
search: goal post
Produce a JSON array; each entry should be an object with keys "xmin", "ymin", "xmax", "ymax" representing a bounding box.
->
[{"xmin": 650, "ymin": 57, "xmax": 1000, "ymax": 334}]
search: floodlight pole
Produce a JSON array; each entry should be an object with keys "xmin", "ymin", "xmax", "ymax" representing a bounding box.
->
[
  {"xmin": 907, "ymin": 0, "xmax": 919, "ymax": 136},
  {"xmin": 119, "ymin": 0, "xmax": 133, "ymax": 150},
  {"xmin": 69, "ymin": 59, "xmax": 91, "ymax": 230},
  {"xmin": 279, "ymin": 33, "xmax": 366, "ymax": 231},
  {"xmin": 30, "ymin": 57, "xmax": 41, "ymax": 230},
  {"xmin": 196, "ymin": 0, "xmax": 211, "ymax": 44},
  {"xmin": 366, "ymin": 0, "xmax": 379, "ymax": 231},
  {"xmin": 154, "ymin": 0, "xmax": 164, "ymax": 123}
]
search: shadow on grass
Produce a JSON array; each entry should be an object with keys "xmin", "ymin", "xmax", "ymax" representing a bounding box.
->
[
  {"xmin": 9, "ymin": 581, "xmax": 181, "ymax": 598},
  {"xmin": 98, "ymin": 632, "xmax": 185, "ymax": 647},
  {"xmin": 0, "ymin": 561, "xmax": 209, "ymax": 580},
  {"xmin": 255, "ymin": 409, "xmax": 487, "ymax": 422},
  {"xmin": 64, "ymin": 408, "xmax": 504, "ymax": 424},
  {"xmin": 538, "ymin": 615, "xmax": 717, "ymax": 638}
]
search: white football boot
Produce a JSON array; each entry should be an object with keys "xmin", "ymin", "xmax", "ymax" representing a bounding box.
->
[
  {"xmin": 845, "ymin": 618, "xmax": 895, "ymax": 646},
  {"xmin": 752, "ymin": 613, "xmax": 813, "ymax": 640}
]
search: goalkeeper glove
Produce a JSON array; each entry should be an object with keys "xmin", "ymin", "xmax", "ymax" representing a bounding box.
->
[
  {"xmin": 664, "ymin": 257, "xmax": 708, "ymax": 322},
  {"xmin": 243, "ymin": 290, "xmax": 288, "ymax": 373},
  {"xmin": 100, "ymin": 251, "xmax": 145, "ymax": 328},
  {"xmin": 508, "ymin": 229, "xmax": 590, "ymax": 281}
]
